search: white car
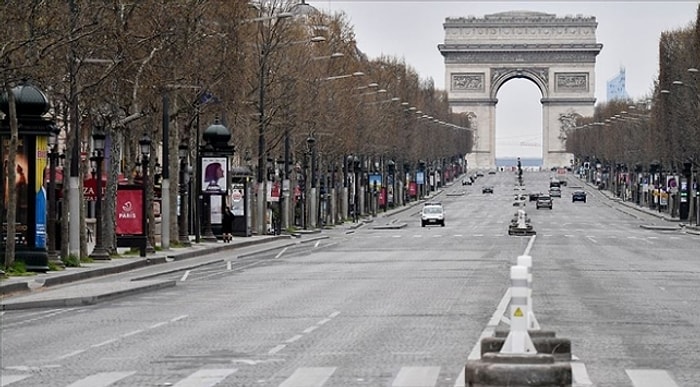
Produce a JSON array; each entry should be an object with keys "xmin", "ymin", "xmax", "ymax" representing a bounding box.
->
[{"xmin": 421, "ymin": 204, "xmax": 445, "ymax": 227}]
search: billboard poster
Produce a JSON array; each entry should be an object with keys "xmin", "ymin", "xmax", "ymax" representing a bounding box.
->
[
  {"xmin": 231, "ymin": 183, "xmax": 245, "ymax": 216},
  {"xmin": 409, "ymin": 181, "xmax": 417, "ymax": 196},
  {"xmin": 211, "ymin": 195, "xmax": 222, "ymax": 224},
  {"xmin": 116, "ymin": 188, "xmax": 144, "ymax": 235},
  {"xmin": 2, "ymin": 137, "xmax": 30, "ymax": 246},
  {"xmin": 201, "ymin": 157, "xmax": 227, "ymax": 193},
  {"xmin": 416, "ymin": 171, "xmax": 425, "ymax": 185},
  {"xmin": 35, "ymin": 136, "xmax": 48, "ymax": 248},
  {"xmin": 368, "ymin": 173, "xmax": 382, "ymax": 191}
]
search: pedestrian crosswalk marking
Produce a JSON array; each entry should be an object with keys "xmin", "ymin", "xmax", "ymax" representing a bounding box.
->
[
  {"xmin": 172, "ymin": 368, "xmax": 238, "ymax": 387},
  {"xmin": 0, "ymin": 366, "xmax": 685, "ymax": 386},
  {"xmin": 66, "ymin": 371, "xmax": 135, "ymax": 387},
  {"xmin": 392, "ymin": 366, "xmax": 441, "ymax": 386},
  {"xmin": 626, "ymin": 369, "xmax": 679, "ymax": 387},
  {"xmin": 279, "ymin": 367, "xmax": 336, "ymax": 387}
]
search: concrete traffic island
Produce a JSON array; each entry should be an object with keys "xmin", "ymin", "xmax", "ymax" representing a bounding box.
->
[
  {"xmin": 508, "ymin": 209, "xmax": 536, "ymax": 236},
  {"xmin": 465, "ymin": 352, "xmax": 571, "ymax": 387},
  {"xmin": 465, "ymin": 264, "xmax": 572, "ymax": 386}
]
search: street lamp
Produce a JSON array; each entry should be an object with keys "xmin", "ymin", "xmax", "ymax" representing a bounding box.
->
[
  {"xmin": 89, "ymin": 127, "xmax": 109, "ymax": 260},
  {"xmin": 139, "ymin": 133, "xmax": 155, "ymax": 254},
  {"xmin": 178, "ymin": 140, "xmax": 191, "ymax": 246},
  {"xmin": 306, "ymin": 134, "xmax": 317, "ymax": 228},
  {"xmin": 46, "ymin": 125, "xmax": 62, "ymax": 265}
]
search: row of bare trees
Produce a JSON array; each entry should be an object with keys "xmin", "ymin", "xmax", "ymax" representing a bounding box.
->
[
  {"xmin": 1, "ymin": 0, "xmax": 473, "ymax": 267},
  {"xmin": 567, "ymin": 4, "xmax": 700, "ymax": 175}
]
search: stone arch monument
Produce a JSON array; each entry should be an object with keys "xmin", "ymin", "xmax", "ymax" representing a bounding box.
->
[{"xmin": 438, "ymin": 11, "xmax": 603, "ymax": 169}]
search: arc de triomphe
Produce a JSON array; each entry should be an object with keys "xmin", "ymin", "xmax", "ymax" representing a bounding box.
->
[{"xmin": 438, "ymin": 11, "xmax": 603, "ymax": 169}]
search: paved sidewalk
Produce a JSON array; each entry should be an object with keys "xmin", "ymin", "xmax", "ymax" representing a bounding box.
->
[{"xmin": 577, "ymin": 177, "xmax": 700, "ymax": 234}]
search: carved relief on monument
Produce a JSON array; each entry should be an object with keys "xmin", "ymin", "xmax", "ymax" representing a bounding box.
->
[
  {"xmin": 443, "ymin": 51, "xmax": 597, "ymax": 65},
  {"xmin": 452, "ymin": 73, "xmax": 485, "ymax": 92},
  {"xmin": 558, "ymin": 110, "xmax": 582, "ymax": 145},
  {"xmin": 555, "ymin": 72, "xmax": 589, "ymax": 92}
]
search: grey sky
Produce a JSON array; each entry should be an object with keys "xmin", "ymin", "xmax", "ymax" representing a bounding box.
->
[{"xmin": 307, "ymin": 1, "xmax": 698, "ymax": 158}]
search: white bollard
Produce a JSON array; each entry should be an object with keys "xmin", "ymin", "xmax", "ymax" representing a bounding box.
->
[
  {"xmin": 517, "ymin": 209, "xmax": 527, "ymax": 228},
  {"xmin": 517, "ymin": 255, "xmax": 541, "ymax": 330},
  {"xmin": 501, "ymin": 265, "xmax": 537, "ymax": 354}
]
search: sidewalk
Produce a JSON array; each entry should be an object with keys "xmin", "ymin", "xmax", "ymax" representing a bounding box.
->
[{"xmin": 578, "ymin": 178, "xmax": 700, "ymax": 235}]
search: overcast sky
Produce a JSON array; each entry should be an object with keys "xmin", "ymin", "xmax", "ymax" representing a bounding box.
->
[{"xmin": 306, "ymin": 1, "xmax": 698, "ymax": 158}]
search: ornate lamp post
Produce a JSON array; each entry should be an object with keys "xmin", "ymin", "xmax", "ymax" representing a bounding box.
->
[
  {"xmin": 178, "ymin": 140, "xmax": 191, "ymax": 246},
  {"xmin": 46, "ymin": 125, "xmax": 61, "ymax": 264},
  {"xmin": 139, "ymin": 133, "xmax": 155, "ymax": 253},
  {"xmin": 89, "ymin": 127, "xmax": 109, "ymax": 260}
]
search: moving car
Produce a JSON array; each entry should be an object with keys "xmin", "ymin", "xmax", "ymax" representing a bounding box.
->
[
  {"xmin": 482, "ymin": 186, "xmax": 494, "ymax": 194},
  {"xmin": 572, "ymin": 190, "xmax": 587, "ymax": 203},
  {"xmin": 536, "ymin": 195, "xmax": 553, "ymax": 209},
  {"xmin": 549, "ymin": 186, "xmax": 562, "ymax": 198},
  {"xmin": 528, "ymin": 192, "xmax": 542, "ymax": 201},
  {"xmin": 421, "ymin": 203, "xmax": 445, "ymax": 227},
  {"xmin": 462, "ymin": 178, "xmax": 471, "ymax": 186}
]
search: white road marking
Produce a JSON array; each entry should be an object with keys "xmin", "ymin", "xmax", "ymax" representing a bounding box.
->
[
  {"xmin": 149, "ymin": 321, "xmax": 168, "ymax": 329},
  {"xmin": 275, "ymin": 247, "xmax": 289, "ymax": 259},
  {"xmin": 66, "ymin": 371, "xmax": 136, "ymax": 387},
  {"xmin": 91, "ymin": 338, "xmax": 118, "ymax": 348},
  {"xmin": 285, "ymin": 335, "xmax": 303, "ymax": 343},
  {"xmin": 328, "ymin": 311, "xmax": 341, "ymax": 318},
  {"xmin": 314, "ymin": 241, "xmax": 321, "ymax": 248},
  {"xmin": 392, "ymin": 366, "xmax": 440, "ymax": 386},
  {"xmin": 180, "ymin": 270, "xmax": 190, "ymax": 281},
  {"xmin": 571, "ymin": 362, "xmax": 593, "ymax": 385},
  {"xmin": 626, "ymin": 369, "xmax": 679, "ymax": 387},
  {"xmin": 172, "ymin": 369, "xmax": 238, "ymax": 387},
  {"xmin": 279, "ymin": 367, "xmax": 336, "ymax": 387},
  {"xmin": 303, "ymin": 326, "xmax": 318, "ymax": 334},
  {"xmin": 56, "ymin": 349, "xmax": 85, "ymax": 360},
  {"xmin": 268, "ymin": 344, "xmax": 286, "ymax": 354},
  {"xmin": 1, "ymin": 375, "xmax": 31, "ymax": 386},
  {"xmin": 317, "ymin": 318, "xmax": 331, "ymax": 325},
  {"xmin": 171, "ymin": 315, "xmax": 188, "ymax": 322},
  {"xmin": 121, "ymin": 329, "xmax": 143, "ymax": 338}
]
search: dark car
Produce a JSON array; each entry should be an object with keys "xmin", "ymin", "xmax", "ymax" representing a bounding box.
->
[
  {"xmin": 528, "ymin": 192, "xmax": 541, "ymax": 201},
  {"xmin": 536, "ymin": 195, "xmax": 553, "ymax": 209},
  {"xmin": 482, "ymin": 186, "xmax": 494, "ymax": 194},
  {"xmin": 572, "ymin": 190, "xmax": 587, "ymax": 203}
]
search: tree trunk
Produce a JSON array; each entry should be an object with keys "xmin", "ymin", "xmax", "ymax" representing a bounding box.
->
[{"xmin": 3, "ymin": 83, "xmax": 18, "ymax": 269}]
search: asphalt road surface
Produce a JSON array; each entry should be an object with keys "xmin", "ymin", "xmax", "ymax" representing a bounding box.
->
[{"xmin": 2, "ymin": 171, "xmax": 699, "ymax": 386}]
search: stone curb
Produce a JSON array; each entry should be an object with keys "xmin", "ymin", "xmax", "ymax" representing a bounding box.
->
[
  {"xmin": 41, "ymin": 257, "xmax": 168, "ymax": 287},
  {"xmin": 1, "ymin": 280, "xmax": 176, "ymax": 311}
]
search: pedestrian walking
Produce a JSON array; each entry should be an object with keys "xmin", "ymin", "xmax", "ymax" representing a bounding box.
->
[{"xmin": 222, "ymin": 206, "xmax": 233, "ymax": 242}]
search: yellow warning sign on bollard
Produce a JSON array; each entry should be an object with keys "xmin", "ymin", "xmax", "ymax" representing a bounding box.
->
[{"xmin": 513, "ymin": 307, "xmax": 524, "ymax": 317}]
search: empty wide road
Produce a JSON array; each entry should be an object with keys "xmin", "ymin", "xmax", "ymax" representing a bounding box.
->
[{"xmin": 2, "ymin": 171, "xmax": 699, "ymax": 387}]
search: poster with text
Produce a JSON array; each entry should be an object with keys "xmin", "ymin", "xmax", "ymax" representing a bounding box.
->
[
  {"xmin": 35, "ymin": 136, "xmax": 48, "ymax": 248},
  {"xmin": 116, "ymin": 188, "xmax": 144, "ymax": 235}
]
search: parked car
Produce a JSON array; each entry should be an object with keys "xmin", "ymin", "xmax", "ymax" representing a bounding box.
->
[
  {"xmin": 482, "ymin": 186, "xmax": 494, "ymax": 194},
  {"xmin": 549, "ymin": 187, "xmax": 562, "ymax": 198},
  {"xmin": 462, "ymin": 178, "xmax": 471, "ymax": 186},
  {"xmin": 536, "ymin": 195, "xmax": 553, "ymax": 209},
  {"xmin": 572, "ymin": 190, "xmax": 587, "ymax": 203},
  {"xmin": 421, "ymin": 203, "xmax": 445, "ymax": 227}
]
